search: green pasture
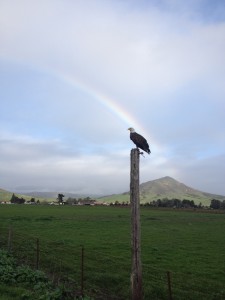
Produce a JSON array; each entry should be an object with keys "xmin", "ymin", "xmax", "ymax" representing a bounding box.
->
[{"xmin": 0, "ymin": 205, "xmax": 225, "ymax": 299}]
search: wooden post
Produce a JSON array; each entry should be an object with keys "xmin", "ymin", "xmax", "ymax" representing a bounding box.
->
[
  {"xmin": 130, "ymin": 148, "xmax": 142, "ymax": 300},
  {"xmin": 7, "ymin": 226, "xmax": 12, "ymax": 252},
  {"xmin": 167, "ymin": 271, "xmax": 173, "ymax": 300},
  {"xmin": 36, "ymin": 238, "xmax": 40, "ymax": 270},
  {"xmin": 80, "ymin": 245, "xmax": 84, "ymax": 297}
]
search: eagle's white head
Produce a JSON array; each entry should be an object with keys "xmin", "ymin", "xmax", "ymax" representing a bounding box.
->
[{"xmin": 128, "ymin": 127, "xmax": 135, "ymax": 133}]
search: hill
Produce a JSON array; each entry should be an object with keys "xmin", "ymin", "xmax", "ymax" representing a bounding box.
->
[
  {"xmin": 0, "ymin": 188, "xmax": 38, "ymax": 203},
  {"xmin": 23, "ymin": 191, "xmax": 101, "ymax": 200},
  {"xmin": 0, "ymin": 189, "xmax": 101, "ymax": 203},
  {"xmin": 99, "ymin": 176, "xmax": 225, "ymax": 206},
  {"xmin": 1, "ymin": 177, "xmax": 224, "ymax": 206}
]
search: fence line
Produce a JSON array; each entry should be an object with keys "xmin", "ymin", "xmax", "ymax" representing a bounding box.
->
[{"xmin": 0, "ymin": 226, "xmax": 224, "ymax": 300}]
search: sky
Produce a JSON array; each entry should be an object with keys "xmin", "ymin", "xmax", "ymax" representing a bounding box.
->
[{"xmin": 0, "ymin": 0, "xmax": 225, "ymax": 196}]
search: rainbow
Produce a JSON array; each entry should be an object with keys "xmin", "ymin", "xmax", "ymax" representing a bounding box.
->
[{"xmin": 57, "ymin": 73, "xmax": 149, "ymax": 138}]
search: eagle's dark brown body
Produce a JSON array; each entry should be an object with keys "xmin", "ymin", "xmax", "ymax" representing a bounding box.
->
[{"xmin": 128, "ymin": 128, "xmax": 151, "ymax": 154}]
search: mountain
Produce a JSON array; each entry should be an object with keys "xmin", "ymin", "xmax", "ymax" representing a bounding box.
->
[
  {"xmin": 1, "ymin": 177, "xmax": 224, "ymax": 206},
  {"xmin": 99, "ymin": 176, "xmax": 225, "ymax": 206}
]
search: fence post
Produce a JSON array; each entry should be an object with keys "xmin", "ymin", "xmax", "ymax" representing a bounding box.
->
[
  {"xmin": 130, "ymin": 148, "xmax": 143, "ymax": 300},
  {"xmin": 80, "ymin": 245, "xmax": 84, "ymax": 297},
  {"xmin": 167, "ymin": 271, "xmax": 173, "ymax": 300},
  {"xmin": 7, "ymin": 226, "xmax": 12, "ymax": 252},
  {"xmin": 36, "ymin": 238, "xmax": 40, "ymax": 270}
]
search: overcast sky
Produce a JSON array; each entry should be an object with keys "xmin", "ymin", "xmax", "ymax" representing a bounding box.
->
[{"xmin": 0, "ymin": 0, "xmax": 225, "ymax": 196}]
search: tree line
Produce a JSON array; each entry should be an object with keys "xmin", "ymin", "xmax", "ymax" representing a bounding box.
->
[
  {"xmin": 65, "ymin": 196, "xmax": 96, "ymax": 205},
  {"xmin": 143, "ymin": 198, "xmax": 225, "ymax": 209},
  {"xmin": 210, "ymin": 199, "xmax": 225, "ymax": 209},
  {"xmin": 9, "ymin": 193, "xmax": 225, "ymax": 209},
  {"xmin": 146, "ymin": 198, "xmax": 197, "ymax": 208},
  {"xmin": 111, "ymin": 199, "xmax": 202, "ymax": 208},
  {"xmin": 10, "ymin": 194, "xmax": 39, "ymax": 204}
]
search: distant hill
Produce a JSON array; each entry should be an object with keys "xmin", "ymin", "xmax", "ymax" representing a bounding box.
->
[
  {"xmin": 22, "ymin": 191, "xmax": 66, "ymax": 200},
  {"xmin": 1, "ymin": 177, "xmax": 224, "ymax": 206},
  {"xmin": 99, "ymin": 176, "xmax": 225, "ymax": 206},
  {"xmin": 0, "ymin": 188, "xmax": 39, "ymax": 202},
  {"xmin": 0, "ymin": 189, "xmax": 102, "ymax": 203},
  {"xmin": 22, "ymin": 191, "xmax": 101, "ymax": 200}
]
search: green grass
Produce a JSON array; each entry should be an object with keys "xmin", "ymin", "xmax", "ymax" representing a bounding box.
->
[{"xmin": 0, "ymin": 205, "xmax": 225, "ymax": 299}]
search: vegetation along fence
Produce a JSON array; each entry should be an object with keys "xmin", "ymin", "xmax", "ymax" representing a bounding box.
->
[{"xmin": 0, "ymin": 226, "xmax": 225, "ymax": 299}]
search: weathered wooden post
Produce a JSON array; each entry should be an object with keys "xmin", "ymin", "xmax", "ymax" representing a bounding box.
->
[
  {"xmin": 80, "ymin": 245, "xmax": 84, "ymax": 298},
  {"xmin": 167, "ymin": 271, "xmax": 173, "ymax": 300},
  {"xmin": 130, "ymin": 148, "xmax": 142, "ymax": 300},
  {"xmin": 7, "ymin": 226, "xmax": 12, "ymax": 252},
  {"xmin": 36, "ymin": 238, "xmax": 40, "ymax": 270}
]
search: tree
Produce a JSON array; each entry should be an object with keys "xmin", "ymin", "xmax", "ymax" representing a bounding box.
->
[
  {"xmin": 10, "ymin": 193, "xmax": 17, "ymax": 203},
  {"xmin": 210, "ymin": 199, "xmax": 221, "ymax": 209},
  {"xmin": 198, "ymin": 202, "xmax": 203, "ymax": 209},
  {"xmin": 57, "ymin": 194, "xmax": 65, "ymax": 204},
  {"xmin": 10, "ymin": 194, "xmax": 25, "ymax": 204},
  {"xmin": 182, "ymin": 199, "xmax": 196, "ymax": 208},
  {"xmin": 66, "ymin": 197, "xmax": 78, "ymax": 205},
  {"xmin": 221, "ymin": 201, "xmax": 225, "ymax": 209},
  {"xmin": 173, "ymin": 199, "xmax": 182, "ymax": 208}
]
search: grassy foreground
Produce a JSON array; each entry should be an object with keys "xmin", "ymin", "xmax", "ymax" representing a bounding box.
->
[{"xmin": 0, "ymin": 205, "xmax": 225, "ymax": 299}]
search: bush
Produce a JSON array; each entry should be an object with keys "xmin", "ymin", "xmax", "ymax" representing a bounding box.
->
[{"xmin": 0, "ymin": 249, "xmax": 63, "ymax": 299}]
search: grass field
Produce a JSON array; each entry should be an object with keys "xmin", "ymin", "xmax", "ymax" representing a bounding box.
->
[{"xmin": 0, "ymin": 205, "xmax": 225, "ymax": 299}]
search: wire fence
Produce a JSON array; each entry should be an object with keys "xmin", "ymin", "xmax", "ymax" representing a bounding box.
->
[{"xmin": 0, "ymin": 226, "xmax": 224, "ymax": 300}]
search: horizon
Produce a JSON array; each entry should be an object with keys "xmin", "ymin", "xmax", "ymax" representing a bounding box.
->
[{"xmin": 3, "ymin": 176, "xmax": 225, "ymax": 198}]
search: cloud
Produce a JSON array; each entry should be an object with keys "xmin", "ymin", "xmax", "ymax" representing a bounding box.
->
[
  {"xmin": 1, "ymin": 0, "xmax": 225, "ymax": 97},
  {"xmin": 0, "ymin": 0, "xmax": 225, "ymax": 195},
  {"xmin": 0, "ymin": 131, "xmax": 130, "ymax": 194},
  {"xmin": 175, "ymin": 154, "xmax": 225, "ymax": 195}
]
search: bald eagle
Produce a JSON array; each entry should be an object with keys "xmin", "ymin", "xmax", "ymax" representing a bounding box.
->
[{"xmin": 128, "ymin": 128, "xmax": 151, "ymax": 154}]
